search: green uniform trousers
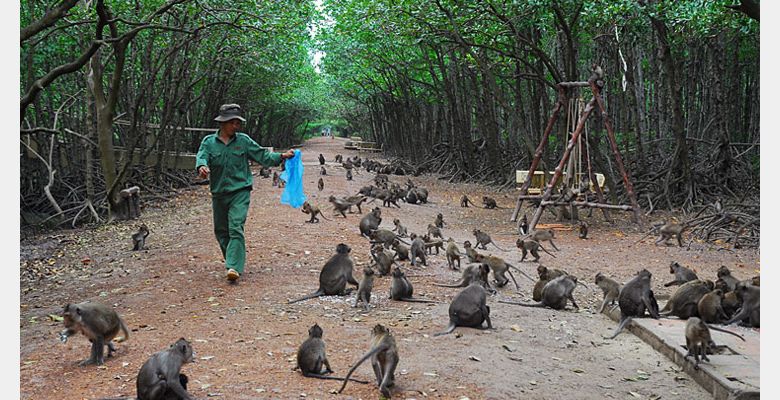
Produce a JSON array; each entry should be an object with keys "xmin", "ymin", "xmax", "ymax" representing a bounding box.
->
[{"xmin": 211, "ymin": 188, "xmax": 251, "ymax": 274}]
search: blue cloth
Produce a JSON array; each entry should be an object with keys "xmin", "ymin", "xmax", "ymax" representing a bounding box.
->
[{"xmin": 280, "ymin": 149, "xmax": 306, "ymax": 208}]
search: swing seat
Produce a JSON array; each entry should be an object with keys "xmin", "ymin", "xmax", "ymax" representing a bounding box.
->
[{"xmin": 516, "ymin": 170, "xmax": 605, "ymax": 194}]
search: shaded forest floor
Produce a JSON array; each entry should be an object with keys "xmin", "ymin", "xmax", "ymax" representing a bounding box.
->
[{"xmin": 20, "ymin": 137, "xmax": 759, "ymax": 399}]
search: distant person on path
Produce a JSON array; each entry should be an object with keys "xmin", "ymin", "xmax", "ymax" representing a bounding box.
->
[{"xmin": 196, "ymin": 104, "xmax": 295, "ymax": 282}]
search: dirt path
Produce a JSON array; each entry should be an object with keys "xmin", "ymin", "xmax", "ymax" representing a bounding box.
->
[{"xmin": 20, "ymin": 137, "xmax": 759, "ymax": 399}]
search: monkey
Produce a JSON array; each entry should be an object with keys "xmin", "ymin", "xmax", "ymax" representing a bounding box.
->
[
  {"xmin": 606, "ymin": 269, "xmax": 660, "ymax": 339},
  {"xmin": 524, "ymin": 229, "xmax": 560, "ymax": 251},
  {"xmin": 716, "ymin": 265, "xmax": 740, "ymax": 292},
  {"xmin": 329, "ymin": 195, "xmax": 352, "ymax": 218},
  {"xmin": 516, "ymin": 239, "xmax": 555, "ymax": 262},
  {"xmin": 473, "ymin": 253, "xmax": 533, "ymax": 289},
  {"xmin": 133, "ymin": 338, "xmax": 194, "ymax": 400},
  {"xmin": 408, "ymin": 187, "xmax": 428, "ymax": 203},
  {"xmin": 287, "ymin": 244, "xmax": 359, "ymax": 303},
  {"xmin": 422, "ymin": 235, "xmax": 444, "ymax": 255},
  {"xmin": 684, "ymin": 317, "xmax": 745, "ymax": 370},
  {"xmin": 434, "ymin": 213, "xmax": 445, "ymax": 228},
  {"xmin": 302, "ymin": 201, "xmax": 331, "ymax": 223},
  {"xmin": 131, "ymin": 224, "xmax": 150, "ymax": 251},
  {"xmin": 433, "ymin": 263, "xmax": 493, "ymax": 292},
  {"xmin": 317, "ymin": 177, "xmax": 324, "ymax": 191},
  {"xmin": 354, "ymin": 267, "xmax": 375, "ymax": 311},
  {"xmin": 409, "ymin": 233, "xmax": 428, "ymax": 267},
  {"xmin": 663, "ymin": 261, "xmax": 698, "ymax": 287},
  {"xmin": 272, "ymin": 171, "xmax": 279, "ymax": 187},
  {"xmin": 344, "ymin": 195, "xmax": 367, "ymax": 214},
  {"xmin": 460, "ymin": 195, "xmax": 474, "ymax": 207},
  {"xmin": 434, "ymin": 278, "xmax": 492, "ymax": 336},
  {"xmin": 445, "ymin": 238, "xmax": 461, "ymax": 271},
  {"xmin": 427, "ymin": 224, "xmax": 443, "ymax": 239},
  {"xmin": 500, "ymin": 274, "xmax": 581, "ymax": 311},
  {"xmin": 335, "ymin": 154, "xmax": 343, "ymax": 163},
  {"xmin": 405, "ymin": 189, "xmax": 419, "ymax": 204},
  {"xmin": 482, "ymin": 196, "xmax": 499, "ymax": 209},
  {"xmin": 318, "ymin": 153, "xmax": 325, "ymax": 165},
  {"xmin": 751, "ymin": 275, "xmax": 760, "ymax": 286},
  {"xmin": 517, "ymin": 214, "xmax": 529, "ymax": 235},
  {"xmin": 655, "ymin": 222, "xmax": 687, "ymax": 247},
  {"xmin": 320, "ymin": 166, "xmax": 327, "ymax": 176},
  {"xmin": 659, "ymin": 279, "xmax": 714, "ymax": 319},
  {"xmin": 578, "ymin": 221, "xmax": 588, "ymax": 239},
  {"xmin": 595, "ymin": 272, "xmax": 621, "ymax": 314},
  {"xmin": 357, "ymin": 207, "xmax": 382, "ymax": 237},
  {"xmin": 370, "ymin": 244, "xmax": 398, "ymax": 276},
  {"xmin": 339, "ymin": 324, "xmax": 399, "ymax": 398},
  {"xmin": 369, "ymin": 228, "xmax": 409, "ymax": 248},
  {"xmin": 346, "ymin": 169, "xmax": 353, "ymax": 181},
  {"xmin": 532, "ymin": 265, "xmax": 568, "ymax": 301},
  {"xmin": 717, "ymin": 280, "xmax": 741, "ymax": 319},
  {"xmin": 724, "ymin": 283, "xmax": 760, "ymax": 328},
  {"xmin": 472, "ymin": 229, "xmax": 508, "ymax": 251},
  {"xmin": 295, "ymin": 324, "xmax": 369, "ymax": 383},
  {"xmin": 59, "ymin": 302, "xmax": 129, "ymax": 366},
  {"xmin": 697, "ymin": 289, "xmax": 730, "ymax": 324},
  {"xmin": 374, "ymin": 174, "xmax": 389, "ymax": 187},
  {"xmin": 392, "ymin": 218, "xmax": 408, "ymax": 237},
  {"xmin": 390, "ymin": 239, "xmax": 410, "ymax": 261},
  {"xmin": 389, "ymin": 266, "xmax": 436, "ymax": 303},
  {"xmin": 463, "ymin": 240, "xmax": 480, "ymax": 263},
  {"xmin": 588, "ymin": 63, "xmax": 605, "ymax": 86}
]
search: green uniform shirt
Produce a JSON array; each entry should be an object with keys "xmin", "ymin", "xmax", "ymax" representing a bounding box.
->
[{"xmin": 195, "ymin": 132, "xmax": 282, "ymax": 195}]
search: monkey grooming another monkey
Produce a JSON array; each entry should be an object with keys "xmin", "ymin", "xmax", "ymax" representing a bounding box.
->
[
  {"xmin": 578, "ymin": 221, "xmax": 588, "ymax": 239},
  {"xmin": 516, "ymin": 239, "xmax": 555, "ymax": 262},
  {"xmin": 664, "ymin": 261, "xmax": 698, "ymax": 287},
  {"xmin": 302, "ymin": 201, "xmax": 331, "ymax": 223},
  {"xmin": 354, "ymin": 267, "xmax": 375, "ymax": 311},
  {"xmin": 132, "ymin": 224, "xmax": 150, "ymax": 251},
  {"xmin": 434, "ymin": 213, "xmax": 445, "ymax": 228},
  {"xmin": 389, "ymin": 267, "xmax": 436, "ymax": 303},
  {"xmin": 606, "ymin": 269, "xmax": 660, "ymax": 339},
  {"xmin": 482, "ymin": 196, "xmax": 499, "ymax": 209},
  {"xmin": 296, "ymin": 324, "xmax": 369, "ymax": 383},
  {"xmin": 660, "ymin": 279, "xmax": 714, "ymax": 319},
  {"xmin": 445, "ymin": 238, "xmax": 461, "ymax": 271},
  {"xmin": 392, "ymin": 218, "xmax": 408, "ymax": 237},
  {"xmin": 684, "ymin": 317, "xmax": 745, "ymax": 370},
  {"xmin": 697, "ymin": 289, "xmax": 729, "ymax": 324},
  {"xmin": 318, "ymin": 177, "xmax": 324, "ymax": 191},
  {"xmin": 358, "ymin": 207, "xmax": 382, "ymax": 237},
  {"xmin": 135, "ymin": 338, "xmax": 195, "ymax": 400},
  {"xmin": 339, "ymin": 324, "xmax": 399, "ymax": 398},
  {"xmin": 501, "ymin": 275, "xmax": 581, "ymax": 311},
  {"xmin": 716, "ymin": 265, "xmax": 740, "ymax": 292},
  {"xmin": 595, "ymin": 272, "xmax": 621, "ymax": 314},
  {"xmin": 460, "ymin": 195, "xmax": 474, "ymax": 207},
  {"xmin": 287, "ymin": 244, "xmax": 359, "ymax": 303},
  {"xmin": 473, "ymin": 229, "xmax": 508, "ymax": 251},
  {"xmin": 60, "ymin": 302, "xmax": 130, "ymax": 366},
  {"xmin": 435, "ymin": 277, "xmax": 492, "ymax": 336}
]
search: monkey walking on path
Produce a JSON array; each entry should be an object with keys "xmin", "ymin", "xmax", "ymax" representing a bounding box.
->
[
  {"xmin": 339, "ymin": 324, "xmax": 399, "ymax": 398},
  {"xmin": 60, "ymin": 302, "xmax": 130, "ymax": 366}
]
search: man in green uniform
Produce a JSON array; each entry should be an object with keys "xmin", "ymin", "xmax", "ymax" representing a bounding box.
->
[{"xmin": 196, "ymin": 104, "xmax": 295, "ymax": 282}]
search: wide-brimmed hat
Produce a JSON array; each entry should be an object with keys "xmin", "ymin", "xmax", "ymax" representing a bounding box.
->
[{"xmin": 214, "ymin": 104, "xmax": 246, "ymax": 122}]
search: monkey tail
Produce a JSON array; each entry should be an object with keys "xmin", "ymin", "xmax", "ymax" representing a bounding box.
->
[
  {"xmin": 498, "ymin": 300, "xmax": 545, "ymax": 308},
  {"xmin": 398, "ymin": 297, "xmax": 437, "ymax": 303},
  {"xmin": 116, "ymin": 319, "xmax": 130, "ymax": 343},
  {"xmin": 708, "ymin": 325, "xmax": 746, "ymax": 342},
  {"xmin": 605, "ymin": 315, "xmax": 632, "ymax": 339},
  {"xmin": 432, "ymin": 281, "xmax": 466, "ymax": 288},
  {"xmin": 538, "ymin": 244, "xmax": 556, "ymax": 258},
  {"xmin": 507, "ymin": 264, "xmax": 534, "ymax": 282},
  {"xmin": 319, "ymin": 213, "xmax": 332, "ymax": 221},
  {"xmin": 433, "ymin": 323, "xmax": 457, "ymax": 337},
  {"xmin": 505, "ymin": 270, "xmax": 521, "ymax": 290},
  {"xmin": 287, "ymin": 290, "xmax": 325, "ymax": 304},
  {"xmin": 338, "ymin": 345, "xmax": 387, "ymax": 393},
  {"xmin": 302, "ymin": 372, "xmax": 370, "ymax": 384},
  {"xmin": 490, "ymin": 242, "xmax": 509, "ymax": 252}
]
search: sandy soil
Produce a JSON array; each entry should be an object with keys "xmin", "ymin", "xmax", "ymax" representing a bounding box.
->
[{"xmin": 20, "ymin": 136, "xmax": 759, "ymax": 399}]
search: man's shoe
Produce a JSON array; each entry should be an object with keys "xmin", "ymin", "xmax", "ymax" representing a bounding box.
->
[{"xmin": 227, "ymin": 268, "xmax": 240, "ymax": 281}]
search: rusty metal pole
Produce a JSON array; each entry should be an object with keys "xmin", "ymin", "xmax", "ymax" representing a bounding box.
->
[
  {"xmin": 510, "ymin": 86, "xmax": 567, "ymax": 224},
  {"xmin": 590, "ymin": 82, "xmax": 642, "ymax": 224},
  {"xmin": 529, "ymin": 96, "xmax": 598, "ymax": 231}
]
